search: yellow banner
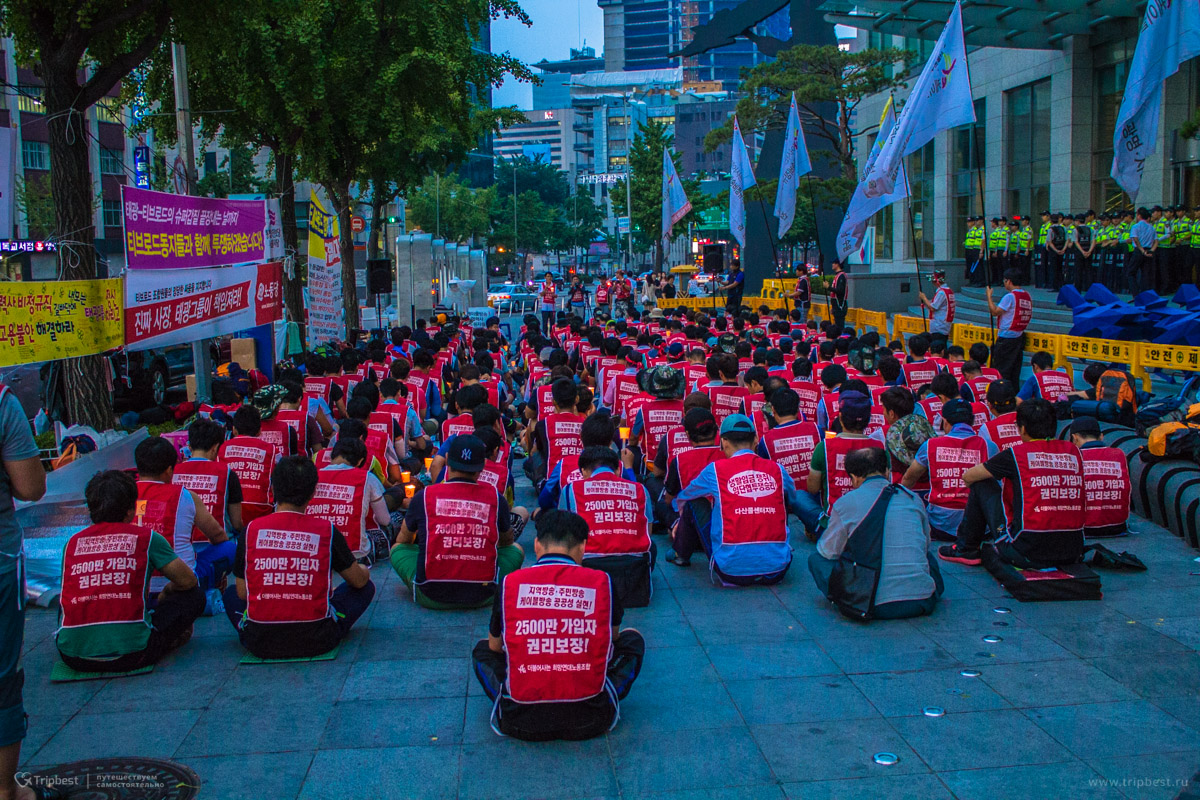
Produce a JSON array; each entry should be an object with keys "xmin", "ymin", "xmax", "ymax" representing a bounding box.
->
[
  {"xmin": 1059, "ymin": 335, "xmax": 1136, "ymax": 364},
  {"xmin": 1138, "ymin": 342, "xmax": 1200, "ymax": 372},
  {"xmin": 0, "ymin": 279, "xmax": 123, "ymax": 367}
]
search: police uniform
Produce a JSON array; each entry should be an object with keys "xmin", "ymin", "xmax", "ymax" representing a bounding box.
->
[
  {"xmin": 987, "ymin": 218, "xmax": 1008, "ymax": 286},
  {"xmin": 965, "ymin": 217, "xmax": 984, "ymax": 286},
  {"xmin": 1033, "ymin": 213, "xmax": 1051, "ymax": 288}
]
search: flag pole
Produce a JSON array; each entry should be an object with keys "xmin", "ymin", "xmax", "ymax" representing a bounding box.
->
[
  {"xmin": 804, "ymin": 172, "xmax": 824, "ymax": 270},
  {"xmin": 891, "ymin": 92, "xmax": 928, "ymax": 334},
  {"xmin": 971, "ymin": 119, "xmax": 995, "ymax": 345}
]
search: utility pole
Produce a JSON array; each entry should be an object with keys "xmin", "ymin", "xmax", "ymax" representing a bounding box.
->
[
  {"xmin": 172, "ymin": 42, "xmax": 212, "ymax": 404},
  {"xmin": 513, "ymin": 160, "xmax": 519, "ymax": 282},
  {"xmin": 623, "ymin": 93, "xmax": 634, "ymax": 270}
]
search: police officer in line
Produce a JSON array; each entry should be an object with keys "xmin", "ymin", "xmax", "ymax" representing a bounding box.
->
[
  {"xmin": 987, "ymin": 216, "xmax": 1009, "ymax": 286},
  {"xmin": 964, "ymin": 216, "xmax": 985, "ymax": 287},
  {"xmin": 1016, "ymin": 215, "xmax": 1034, "ymax": 284},
  {"xmin": 1033, "ymin": 210, "xmax": 1051, "ymax": 288}
]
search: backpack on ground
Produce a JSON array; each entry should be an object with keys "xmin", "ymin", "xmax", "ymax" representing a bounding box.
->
[
  {"xmin": 981, "ymin": 545, "xmax": 1101, "ymax": 602},
  {"xmin": 1097, "ymin": 369, "xmax": 1137, "ymax": 413},
  {"xmin": 1144, "ymin": 421, "xmax": 1200, "ymax": 462}
]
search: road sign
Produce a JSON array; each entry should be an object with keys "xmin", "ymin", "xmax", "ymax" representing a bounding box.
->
[
  {"xmin": 351, "ymin": 215, "xmax": 365, "ymax": 233},
  {"xmin": 617, "ymin": 216, "xmax": 631, "ymax": 235}
]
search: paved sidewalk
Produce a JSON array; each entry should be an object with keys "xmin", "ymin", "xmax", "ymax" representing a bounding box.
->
[{"xmin": 17, "ymin": 476, "xmax": 1200, "ymax": 799}]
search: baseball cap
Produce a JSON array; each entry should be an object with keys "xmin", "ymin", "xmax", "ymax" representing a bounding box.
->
[
  {"xmin": 1070, "ymin": 416, "xmax": 1101, "ymax": 436},
  {"xmin": 838, "ymin": 390, "xmax": 872, "ymax": 428},
  {"xmin": 719, "ymin": 413, "xmax": 756, "ymax": 437},
  {"xmin": 683, "ymin": 407, "xmax": 718, "ymax": 440},
  {"xmin": 667, "ymin": 341, "xmax": 684, "ymax": 357},
  {"xmin": 940, "ymin": 399, "xmax": 974, "ymax": 426},
  {"xmin": 447, "ymin": 434, "xmax": 486, "ymax": 473}
]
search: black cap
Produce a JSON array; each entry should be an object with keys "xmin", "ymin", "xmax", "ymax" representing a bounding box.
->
[
  {"xmin": 941, "ymin": 399, "xmax": 974, "ymax": 426},
  {"xmin": 447, "ymin": 434, "xmax": 487, "ymax": 473},
  {"xmin": 1070, "ymin": 417, "xmax": 1101, "ymax": 436},
  {"xmin": 1040, "ymin": 209, "xmax": 1050, "ymax": 216}
]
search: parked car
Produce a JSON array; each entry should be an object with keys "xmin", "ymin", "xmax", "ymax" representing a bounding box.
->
[
  {"xmin": 110, "ymin": 344, "xmax": 198, "ymax": 409},
  {"xmin": 487, "ymin": 283, "xmax": 538, "ymax": 313}
]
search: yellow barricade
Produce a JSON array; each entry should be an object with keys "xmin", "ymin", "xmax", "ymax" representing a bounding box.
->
[
  {"xmin": 857, "ymin": 310, "xmax": 889, "ymax": 336},
  {"xmin": 893, "ymin": 315, "xmax": 928, "ymax": 341}
]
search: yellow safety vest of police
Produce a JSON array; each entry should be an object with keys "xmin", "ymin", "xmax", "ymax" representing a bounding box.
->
[
  {"xmin": 1176, "ymin": 217, "xmax": 1193, "ymax": 247},
  {"xmin": 1120, "ymin": 222, "xmax": 1133, "ymax": 251},
  {"xmin": 1018, "ymin": 228, "xmax": 1033, "ymax": 250},
  {"xmin": 1192, "ymin": 218, "xmax": 1200, "ymax": 244},
  {"xmin": 965, "ymin": 227, "xmax": 983, "ymax": 249},
  {"xmin": 1155, "ymin": 219, "xmax": 1173, "ymax": 247},
  {"xmin": 988, "ymin": 228, "xmax": 1008, "ymax": 250},
  {"xmin": 1037, "ymin": 225, "xmax": 1048, "ymax": 246}
]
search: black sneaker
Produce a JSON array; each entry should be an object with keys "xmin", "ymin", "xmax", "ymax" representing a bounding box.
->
[{"xmin": 938, "ymin": 544, "xmax": 982, "ymax": 566}]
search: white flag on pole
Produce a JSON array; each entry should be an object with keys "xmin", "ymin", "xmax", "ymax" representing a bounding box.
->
[
  {"xmin": 662, "ymin": 146, "xmax": 692, "ymax": 248},
  {"xmin": 1111, "ymin": 0, "xmax": 1200, "ymax": 200},
  {"xmin": 729, "ymin": 115, "xmax": 757, "ymax": 248},
  {"xmin": 862, "ymin": 0, "xmax": 974, "ymax": 200},
  {"xmin": 836, "ymin": 97, "xmax": 908, "ymax": 261},
  {"xmin": 775, "ymin": 93, "xmax": 812, "ymax": 239}
]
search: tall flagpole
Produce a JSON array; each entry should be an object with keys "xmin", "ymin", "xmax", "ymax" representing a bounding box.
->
[{"xmin": 892, "ymin": 92, "xmax": 928, "ymax": 333}]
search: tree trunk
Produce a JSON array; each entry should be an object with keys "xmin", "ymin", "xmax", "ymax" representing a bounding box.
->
[
  {"xmin": 45, "ymin": 75, "xmax": 112, "ymax": 430},
  {"xmin": 327, "ymin": 179, "xmax": 360, "ymax": 334},
  {"xmin": 274, "ymin": 149, "xmax": 305, "ymax": 347},
  {"xmin": 365, "ymin": 189, "xmax": 385, "ymax": 308}
]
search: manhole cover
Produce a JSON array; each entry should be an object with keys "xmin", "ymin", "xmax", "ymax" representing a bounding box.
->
[
  {"xmin": 993, "ymin": 607, "xmax": 1011, "ymax": 614},
  {"xmin": 960, "ymin": 669, "xmax": 981, "ymax": 677},
  {"xmin": 873, "ymin": 752, "xmax": 899, "ymax": 765},
  {"xmin": 982, "ymin": 635, "xmax": 1003, "ymax": 643},
  {"xmin": 20, "ymin": 758, "xmax": 199, "ymax": 799},
  {"xmin": 923, "ymin": 706, "xmax": 945, "ymax": 717}
]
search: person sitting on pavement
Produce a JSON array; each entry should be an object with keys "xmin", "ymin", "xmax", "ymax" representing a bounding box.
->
[
  {"xmin": 671, "ymin": 414, "xmax": 798, "ymax": 584},
  {"xmin": 173, "ymin": 416, "xmax": 243, "ymax": 535},
  {"xmin": 538, "ymin": 413, "xmax": 637, "ymax": 513},
  {"xmin": 901, "ymin": 399, "xmax": 998, "ymax": 541},
  {"xmin": 471, "ymin": 510, "xmax": 644, "ymax": 742},
  {"xmin": 801, "ymin": 391, "xmax": 885, "ymax": 537},
  {"xmin": 223, "ymin": 455, "xmax": 375, "ymax": 659},
  {"xmin": 526, "ymin": 378, "xmax": 584, "ymax": 486},
  {"xmin": 1070, "ymin": 416, "xmax": 1132, "ymax": 538},
  {"xmin": 1017, "ymin": 350, "xmax": 1074, "ymax": 403},
  {"xmin": 809, "ymin": 447, "xmax": 943, "ymax": 619},
  {"xmin": 312, "ymin": 437, "xmax": 392, "ymax": 563},
  {"xmin": 564, "ymin": 446, "xmax": 655, "ymax": 607},
  {"xmin": 979, "ymin": 379, "xmax": 1022, "ymax": 451},
  {"xmin": 56, "ymin": 470, "xmax": 205, "ymax": 673},
  {"xmin": 219, "ymin": 405, "xmax": 283, "ymax": 525},
  {"xmin": 756, "ymin": 387, "xmax": 820, "ymax": 491},
  {"xmin": 135, "ymin": 436, "xmax": 234, "ymax": 607},
  {"xmin": 658, "ymin": 406, "xmax": 724, "ymax": 530},
  {"xmin": 939, "ymin": 398, "xmax": 1085, "ymax": 568},
  {"xmin": 391, "ymin": 435, "xmax": 524, "ymax": 609}
]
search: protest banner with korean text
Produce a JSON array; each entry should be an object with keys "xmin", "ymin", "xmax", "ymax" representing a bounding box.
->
[
  {"xmin": 122, "ymin": 185, "xmax": 267, "ymax": 270},
  {"xmin": 124, "ymin": 262, "xmax": 283, "ymax": 351},
  {"xmin": 0, "ymin": 279, "xmax": 123, "ymax": 367}
]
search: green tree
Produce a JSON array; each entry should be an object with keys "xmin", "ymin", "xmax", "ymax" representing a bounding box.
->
[
  {"xmin": 495, "ymin": 155, "xmax": 571, "ymax": 207},
  {"xmin": 15, "ymin": 174, "xmax": 54, "ymax": 239},
  {"xmin": 406, "ymin": 173, "xmax": 495, "ymax": 244},
  {"xmin": 565, "ymin": 186, "xmax": 605, "ymax": 272},
  {"xmin": 705, "ymin": 44, "xmax": 912, "ymax": 203},
  {"xmin": 0, "ymin": 0, "xmax": 190, "ymax": 429},
  {"xmin": 195, "ymin": 143, "xmax": 269, "ymax": 198},
  {"xmin": 611, "ymin": 119, "xmax": 708, "ymax": 269}
]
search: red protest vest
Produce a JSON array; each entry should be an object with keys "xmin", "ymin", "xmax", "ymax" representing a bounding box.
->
[
  {"xmin": 243, "ymin": 511, "xmax": 335, "ymax": 624},
  {"xmin": 824, "ymin": 436, "xmax": 885, "ymax": 510},
  {"xmin": 965, "ymin": 375, "xmax": 996, "ymax": 404},
  {"xmin": 674, "ymin": 445, "xmax": 726, "ymax": 489},
  {"xmin": 864, "ymin": 405, "xmax": 888, "ymax": 438},
  {"xmin": 820, "ymin": 393, "xmax": 841, "ymax": 425},
  {"xmin": 1080, "ymin": 446, "xmax": 1131, "ymax": 533},
  {"xmin": 478, "ymin": 380, "xmax": 500, "ymax": 408},
  {"xmin": 936, "ymin": 286, "xmax": 956, "ymax": 323},
  {"xmin": 1008, "ymin": 290, "xmax": 1034, "ymax": 334},
  {"xmin": 788, "ymin": 380, "xmax": 822, "ymax": 421},
  {"xmin": 684, "ymin": 363, "xmax": 707, "ymax": 393},
  {"xmin": 419, "ymin": 481, "xmax": 501, "ymax": 585},
  {"xmin": 135, "ymin": 480, "xmax": 186, "ymax": 546},
  {"xmin": 985, "ymin": 411, "xmax": 1022, "ymax": 451},
  {"xmin": 946, "ymin": 361, "xmax": 965, "ymax": 382},
  {"xmin": 303, "ymin": 376, "xmax": 333, "ymax": 403},
  {"xmin": 1034, "ymin": 370, "xmax": 1074, "ymax": 403},
  {"xmin": 171, "ymin": 459, "xmax": 229, "ymax": 543},
  {"xmin": 569, "ymin": 473, "xmax": 651, "ymax": 556},
  {"xmin": 557, "ymin": 454, "xmax": 583, "ymax": 490},
  {"xmin": 502, "ymin": 561, "xmax": 614, "ymax": 703},
  {"xmin": 405, "ymin": 370, "xmax": 431, "ymax": 418},
  {"xmin": 714, "ymin": 453, "xmax": 787, "ymax": 545},
  {"xmin": 927, "ymin": 435, "xmax": 989, "ymax": 510},
  {"xmin": 330, "ymin": 375, "xmax": 359, "ymax": 401},
  {"xmin": 707, "ymin": 384, "xmax": 749, "ymax": 426},
  {"xmin": 276, "ymin": 408, "xmax": 310, "ymax": 454},
  {"xmin": 541, "ymin": 280, "xmax": 557, "ymax": 303},
  {"xmin": 919, "ymin": 397, "xmax": 945, "ymax": 428},
  {"xmin": 611, "ymin": 373, "xmax": 640, "ymax": 421},
  {"xmin": 314, "ymin": 448, "xmax": 333, "ymax": 470},
  {"xmin": 479, "ymin": 458, "xmax": 511, "ymax": 494},
  {"xmin": 969, "ymin": 402, "xmax": 991, "ymax": 432},
  {"xmin": 1005, "ymin": 440, "xmax": 1085, "ymax": 535},
  {"xmin": 662, "ymin": 427, "xmax": 695, "ymax": 463},
  {"xmin": 259, "ymin": 418, "xmax": 294, "ymax": 455},
  {"xmin": 311, "ymin": 466, "xmax": 369, "ymax": 553},
  {"xmin": 60, "ymin": 523, "xmax": 153, "ymax": 629},
  {"xmin": 903, "ymin": 360, "xmax": 940, "ymax": 390},
  {"xmin": 760, "ymin": 421, "xmax": 819, "ymax": 486},
  {"xmin": 638, "ymin": 399, "xmax": 684, "ymax": 463},
  {"xmin": 442, "ymin": 412, "xmax": 475, "ymax": 441},
  {"xmin": 594, "ymin": 285, "xmax": 610, "ymax": 304},
  {"xmin": 218, "ymin": 436, "xmax": 278, "ymax": 521},
  {"xmin": 535, "ymin": 383, "xmax": 556, "ymax": 418},
  {"xmin": 432, "ymin": 352, "xmax": 453, "ymax": 385},
  {"xmin": 545, "ymin": 412, "xmax": 585, "ymax": 466}
]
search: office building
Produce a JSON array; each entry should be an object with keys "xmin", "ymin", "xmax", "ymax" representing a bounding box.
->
[
  {"xmin": 532, "ymin": 46, "xmax": 605, "ymax": 110},
  {"xmin": 826, "ymin": 1, "xmax": 1200, "ymax": 272},
  {"xmin": 494, "ymin": 109, "xmax": 580, "ymax": 182}
]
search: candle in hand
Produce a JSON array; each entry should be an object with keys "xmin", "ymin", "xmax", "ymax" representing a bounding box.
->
[{"xmin": 405, "ymin": 484, "xmax": 416, "ymax": 499}]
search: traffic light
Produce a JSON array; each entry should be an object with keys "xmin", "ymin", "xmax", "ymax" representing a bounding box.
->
[{"xmin": 386, "ymin": 215, "xmax": 400, "ymax": 224}]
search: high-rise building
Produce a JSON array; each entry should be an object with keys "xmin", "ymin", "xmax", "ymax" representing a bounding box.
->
[
  {"xmin": 532, "ymin": 46, "xmax": 604, "ymax": 110},
  {"xmin": 599, "ymin": 0, "xmax": 789, "ymax": 92},
  {"xmin": 494, "ymin": 109, "xmax": 579, "ymax": 182}
]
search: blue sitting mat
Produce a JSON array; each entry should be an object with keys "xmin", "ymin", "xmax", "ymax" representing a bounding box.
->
[
  {"xmin": 239, "ymin": 642, "xmax": 340, "ymax": 664},
  {"xmin": 50, "ymin": 661, "xmax": 154, "ymax": 682}
]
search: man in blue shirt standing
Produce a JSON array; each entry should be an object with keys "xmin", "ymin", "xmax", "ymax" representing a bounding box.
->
[{"xmin": 720, "ymin": 260, "xmax": 745, "ymax": 314}]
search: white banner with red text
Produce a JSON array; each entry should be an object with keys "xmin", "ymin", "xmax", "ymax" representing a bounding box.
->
[{"xmin": 123, "ymin": 261, "xmax": 283, "ymax": 351}]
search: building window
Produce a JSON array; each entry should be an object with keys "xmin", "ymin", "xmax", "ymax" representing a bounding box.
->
[
  {"xmin": 96, "ymin": 100, "xmax": 123, "ymax": 125},
  {"xmin": 1092, "ymin": 37, "xmax": 1135, "ymax": 212},
  {"xmin": 102, "ymin": 199, "xmax": 123, "ymax": 229},
  {"xmin": 874, "ymin": 205, "xmax": 894, "ymax": 260},
  {"xmin": 907, "ymin": 141, "xmax": 936, "ymax": 260},
  {"xmin": 17, "ymin": 85, "xmax": 44, "ymax": 114},
  {"xmin": 1005, "ymin": 79, "xmax": 1051, "ymax": 219},
  {"xmin": 951, "ymin": 99, "xmax": 986, "ymax": 257},
  {"xmin": 99, "ymin": 147, "xmax": 124, "ymax": 176},
  {"xmin": 21, "ymin": 140, "xmax": 49, "ymax": 171}
]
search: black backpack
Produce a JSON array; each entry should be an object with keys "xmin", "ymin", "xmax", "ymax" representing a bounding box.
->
[{"xmin": 827, "ymin": 484, "xmax": 896, "ymax": 620}]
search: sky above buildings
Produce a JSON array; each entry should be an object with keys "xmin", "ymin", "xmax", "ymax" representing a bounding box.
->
[{"xmin": 492, "ymin": 0, "xmax": 604, "ymax": 110}]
